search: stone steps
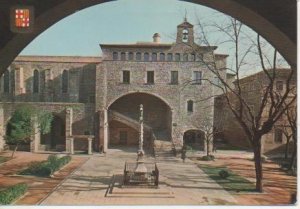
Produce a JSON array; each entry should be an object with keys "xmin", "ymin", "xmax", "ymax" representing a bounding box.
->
[{"xmin": 106, "ymin": 186, "xmax": 174, "ymax": 198}]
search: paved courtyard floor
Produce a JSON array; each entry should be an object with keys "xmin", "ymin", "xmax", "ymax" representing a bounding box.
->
[{"xmin": 40, "ymin": 148, "xmax": 237, "ymax": 205}]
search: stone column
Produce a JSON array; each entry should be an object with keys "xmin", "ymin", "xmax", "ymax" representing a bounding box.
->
[
  {"xmin": 0, "ymin": 107, "xmax": 4, "ymax": 151},
  {"xmin": 70, "ymin": 137, "xmax": 74, "ymax": 155},
  {"xmin": 65, "ymin": 107, "xmax": 73, "ymax": 153},
  {"xmin": 99, "ymin": 109, "xmax": 108, "ymax": 153},
  {"xmin": 30, "ymin": 117, "xmax": 40, "ymax": 153},
  {"xmin": 88, "ymin": 138, "xmax": 93, "ymax": 155},
  {"xmin": 103, "ymin": 109, "xmax": 108, "ymax": 152}
]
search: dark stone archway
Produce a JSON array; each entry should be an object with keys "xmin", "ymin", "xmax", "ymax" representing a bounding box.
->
[
  {"xmin": 183, "ymin": 129, "xmax": 205, "ymax": 151},
  {"xmin": 0, "ymin": 0, "xmax": 296, "ymax": 76},
  {"xmin": 41, "ymin": 114, "xmax": 65, "ymax": 151}
]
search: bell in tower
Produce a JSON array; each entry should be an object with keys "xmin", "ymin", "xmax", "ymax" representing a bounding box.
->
[{"xmin": 176, "ymin": 17, "xmax": 194, "ymax": 45}]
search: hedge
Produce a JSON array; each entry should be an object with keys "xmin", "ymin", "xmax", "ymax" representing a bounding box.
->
[
  {"xmin": 0, "ymin": 183, "xmax": 28, "ymax": 205},
  {"xmin": 19, "ymin": 155, "xmax": 71, "ymax": 177}
]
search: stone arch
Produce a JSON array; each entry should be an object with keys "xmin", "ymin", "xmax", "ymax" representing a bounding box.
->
[
  {"xmin": 0, "ymin": 0, "xmax": 296, "ymax": 76},
  {"xmin": 105, "ymin": 92, "xmax": 173, "ymax": 148},
  {"xmin": 107, "ymin": 91, "xmax": 173, "ymax": 111},
  {"xmin": 183, "ymin": 129, "xmax": 205, "ymax": 151},
  {"xmin": 40, "ymin": 113, "xmax": 66, "ymax": 151}
]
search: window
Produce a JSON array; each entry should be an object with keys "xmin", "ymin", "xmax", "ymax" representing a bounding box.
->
[
  {"xmin": 136, "ymin": 52, "xmax": 141, "ymax": 61},
  {"xmin": 121, "ymin": 52, "xmax": 126, "ymax": 61},
  {"xmin": 274, "ymin": 129, "xmax": 283, "ymax": 143},
  {"xmin": 3, "ymin": 70, "xmax": 10, "ymax": 93},
  {"xmin": 167, "ymin": 53, "xmax": 173, "ymax": 61},
  {"xmin": 122, "ymin": 70, "xmax": 130, "ymax": 84},
  {"xmin": 171, "ymin": 71, "xmax": 178, "ymax": 84},
  {"xmin": 175, "ymin": 53, "xmax": 180, "ymax": 61},
  {"xmin": 147, "ymin": 71, "xmax": 154, "ymax": 84},
  {"xmin": 33, "ymin": 70, "xmax": 39, "ymax": 93},
  {"xmin": 183, "ymin": 53, "xmax": 188, "ymax": 61},
  {"xmin": 144, "ymin": 53, "xmax": 149, "ymax": 61},
  {"xmin": 160, "ymin": 53, "xmax": 165, "ymax": 61},
  {"xmin": 152, "ymin": 53, "xmax": 157, "ymax": 61},
  {"xmin": 213, "ymin": 76, "xmax": 221, "ymax": 86},
  {"xmin": 187, "ymin": 100, "xmax": 193, "ymax": 112},
  {"xmin": 276, "ymin": 81, "xmax": 284, "ymax": 91},
  {"xmin": 113, "ymin": 52, "xmax": 118, "ymax": 60},
  {"xmin": 191, "ymin": 54, "xmax": 196, "ymax": 61},
  {"xmin": 62, "ymin": 70, "xmax": 68, "ymax": 93},
  {"xmin": 128, "ymin": 52, "xmax": 134, "ymax": 61},
  {"xmin": 193, "ymin": 71, "xmax": 202, "ymax": 84}
]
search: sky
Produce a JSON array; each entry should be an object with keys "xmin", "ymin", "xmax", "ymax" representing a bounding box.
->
[
  {"xmin": 20, "ymin": 0, "xmax": 227, "ymax": 56},
  {"xmin": 19, "ymin": 0, "xmax": 288, "ymax": 75}
]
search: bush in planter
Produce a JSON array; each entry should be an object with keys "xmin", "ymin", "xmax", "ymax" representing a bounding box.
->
[
  {"xmin": 19, "ymin": 155, "xmax": 72, "ymax": 177},
  {"xmin": 19, "ymin": 161, "xmax": 52, "ymax": 177},
  {"xmin": 0, "ymin": 183, "xmax": 28, "ymax": 204},
  {"xmin": 219, "ymin": 169, "xmax": 230, "ymax": 179},
  {"xmin": 201, "ymin": 155, "xmax": 215, "ymax": 161}
]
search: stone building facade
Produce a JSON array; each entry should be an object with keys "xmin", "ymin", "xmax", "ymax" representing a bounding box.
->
[
  {"xmin": 215, "ymin": 68, "xmax": 296, "ymax": 153},
  {"xmin": 0, "ymin": 20, "xmax": 228, "ymax": 153}
]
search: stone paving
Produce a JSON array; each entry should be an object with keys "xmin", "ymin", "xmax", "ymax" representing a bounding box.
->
[{"xmin": 40, "ymin": 148, "xmax": 237, "ymax": 205}]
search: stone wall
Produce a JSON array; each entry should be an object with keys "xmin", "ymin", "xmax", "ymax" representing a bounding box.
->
[
  {"xmin": 96, "ymin": 59, "xmax": 218, "ymax": 145},
  {"xmin": 0, "ymin": 102, "xmax": 95, "ymax": 151},
  {"xmin": 0, "ymin": 56, "xmax": 99, "ymax": 104}
]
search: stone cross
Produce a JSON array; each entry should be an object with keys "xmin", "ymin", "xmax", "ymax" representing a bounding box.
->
[{"xmin": 139, "ymin": 104, "xmax": 144, "ymax": 153}]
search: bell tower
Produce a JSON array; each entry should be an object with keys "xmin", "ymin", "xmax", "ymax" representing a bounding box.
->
[{"xmin": 176, "ymin": 17, "xmax": 194, "ymax": 45}]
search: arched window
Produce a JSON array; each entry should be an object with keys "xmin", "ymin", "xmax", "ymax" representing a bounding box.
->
[
  {"xmin": 136, "ymin": 52, "xmax": 141, "ymax": 61},
  {"xmin": 33, "ymin": 70, "xmax": 39, "ymax": 93},
  {"xmin": 121, "ymin": 52, "xmax": 126, "ymax": 61},
  {"xmin": 167, "ymin": 53, "xmax": 173, "ymax": 61},
  {"xmin": 160, "ymin": 53, "xmax": 165, "ymax": 61},
  {"xmin": 113, "ymin": 52, "xmax": 118, "ymax": 60},
  {"xmin": 3, "ymin": 70, "xmax": 10, "ymax": 93},
  {"xmin": 187, "ymin": 100, "xmax": 193, "ymax": 112},
  {"xmin": 144, "ymin": 52, "xmax": 149, "ymax": 61},
  {"xmin": 152, "ymin": 53, "xmax": 157, "ymax": 61},
  {"xmin": 183, "ymin": 53, "xmax": 189, "ymax": 61},
  {"xmin": 62, "ymin": 70, "xmax": 68, "ymax": 93},
  {"xmin": 128, "ymin": 52, "xmax": 134, "ymax": 61},
  {"xmin": 191, "ymin": 53, "xmax": 196, "ymax": 61},
  {"xmin": 175, "ymin": 53, "xmax": 181, "ymax": 61}
]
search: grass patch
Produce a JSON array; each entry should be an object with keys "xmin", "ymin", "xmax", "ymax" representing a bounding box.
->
[
  {"xmin": 0, "ymin": 183, "xmax": 28, "ymax": 204},
  {"xmin": 199, "ymin": 164, "xmax": 256, "ymax": 193},
  {"xmin": 0, "ymin": 156, "xmax": 9, "ymax": 164},
  {"xmin": 19, "ymin": 155, "xmax": 71, "ymax": 177}
]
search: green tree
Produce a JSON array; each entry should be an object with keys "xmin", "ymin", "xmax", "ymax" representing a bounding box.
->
[{"xmin": 5, "ymin": 105, "xmax": 53, "ymax": 158}]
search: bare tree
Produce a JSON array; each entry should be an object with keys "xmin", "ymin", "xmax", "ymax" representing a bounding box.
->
[
  {"xmin": 282, "ymin": 119, "xmax": 293, "ymax": 160},
  {"xmin": 283, "ymin": 100, "xmax": 297, "ymax": 171},
  {"xmin": 189, "ymin": 16, "xmax": 296, "ymax": 192}
]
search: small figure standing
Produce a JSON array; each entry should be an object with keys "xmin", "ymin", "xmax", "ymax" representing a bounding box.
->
[
  {"xmin": 213, "ymin": 143, "xmax": 217, "ymax": 153},
  {"xmin": 181, "ymin": 144, "xmax": 187, "ymax": 162}
]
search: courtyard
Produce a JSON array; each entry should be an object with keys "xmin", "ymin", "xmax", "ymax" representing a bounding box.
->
[{"xmin": 0, "ymin": 148, "xmax": 296, "ymax": 205}]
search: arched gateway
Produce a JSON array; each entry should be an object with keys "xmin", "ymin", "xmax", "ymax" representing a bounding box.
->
[{"xmin": 99, "ymin": 92, "xmax": 173, "ymax": 151}]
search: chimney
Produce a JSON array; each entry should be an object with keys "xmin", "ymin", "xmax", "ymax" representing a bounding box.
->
[{"xmin": 153, "ymin": 33, "xmax": 161, "ymax": 43}]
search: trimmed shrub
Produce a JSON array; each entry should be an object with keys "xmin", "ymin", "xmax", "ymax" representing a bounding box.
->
[
  {"xmin": 201, "ymin": 155, "xmax": 215, "ymax": 161},
  {"xmin": 19, "ymin": 155, "xmax": 71, "ymax": 177},
  {"xmin": 219, "ymin": 169, "xmax": 230, "ymax": 179},
  {"xmin": 0, "ymin": 183, "xmax": 28, "ymax": 205}
]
